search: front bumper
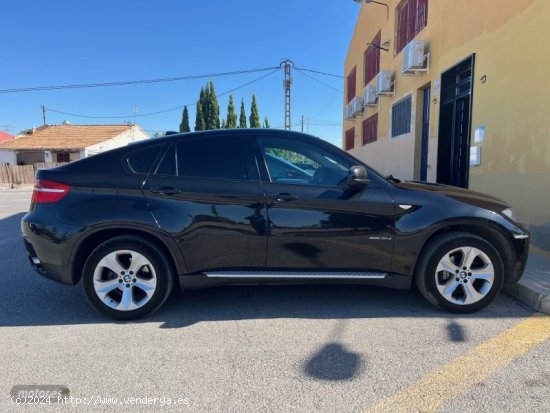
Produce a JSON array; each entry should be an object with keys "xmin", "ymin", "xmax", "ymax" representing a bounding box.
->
[{"xmin": 508, "ymin": 235, "xmax": 529, "ymax": 284}]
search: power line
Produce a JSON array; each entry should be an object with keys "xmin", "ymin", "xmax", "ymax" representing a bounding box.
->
[
  {"xmin": 294, "ymin": 68, "xmax": 343, "ymax": 94},
  {"xmin": 0, "ymin": 66, "xmax": 280, "ymax": 94},
  {"xmin": 46, "ymin": 69, "xmax": 281, "ymax": 119},
  {"xmin": 293, "ymin": 67, "xmax": 344, "ymax": 79}
]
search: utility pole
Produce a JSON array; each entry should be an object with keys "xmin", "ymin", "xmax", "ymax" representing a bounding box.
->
[
  {"xmin": 280, "ymin": 59, "xmax": 293, "ymax": 130},
  {"xmin": 41, "ymin": 105, "xmax": 46, "ymax": 126}
]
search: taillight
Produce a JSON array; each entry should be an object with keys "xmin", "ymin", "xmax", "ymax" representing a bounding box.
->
[{"xmin": 31, "ymin": 179, "xmax": 70, "ymax": 204}]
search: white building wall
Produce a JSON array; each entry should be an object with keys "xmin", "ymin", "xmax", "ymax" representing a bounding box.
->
[
  {"xmin": 85, "ymin": 126, "xmax": 148, "ymax": 156},
  {"xmin": 349, "ymin": 132, "xmax": 416, "ymax": 180},
  {"xmin": 0, "ymin": 150, "xmax": 16, "ymax": 165}
]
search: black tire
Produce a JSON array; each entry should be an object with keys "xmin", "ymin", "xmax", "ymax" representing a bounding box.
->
[
  {"xmin": 82, "ymin": 235, "xmax": 174, "ymax": 320},
  {"xmin": 415, "ymin": 231, "xmax": 504, "ymax": 313}
]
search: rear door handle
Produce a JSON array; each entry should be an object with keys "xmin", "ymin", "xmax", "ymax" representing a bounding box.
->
[
  {"xmin": 150, "ymin": 187, "xmax": 181, "ymax": 195},
  {"xmin": 269, "ymin": 193, "xmax": 298, "ymax": 202}
]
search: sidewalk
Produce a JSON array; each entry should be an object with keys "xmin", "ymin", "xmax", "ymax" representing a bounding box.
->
[{"xmin": 506, "ymin": 252, "xmax": 550, "ymax": 315}]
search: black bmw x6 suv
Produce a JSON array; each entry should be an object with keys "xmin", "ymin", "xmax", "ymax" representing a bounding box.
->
[{"xmin": 22, "ymin": 129, "xmax": 529, "ymax": 319}]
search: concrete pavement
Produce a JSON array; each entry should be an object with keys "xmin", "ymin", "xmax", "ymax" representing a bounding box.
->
[{"xmin": 505, "ymin": 252, "xmax": 550, "ymax": 315}]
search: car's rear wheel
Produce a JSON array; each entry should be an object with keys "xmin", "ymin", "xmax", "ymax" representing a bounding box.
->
[
  {"xmin": 82, "ymin": 235, "xmax": 174, "ymax": 320},
  {"xmin": 415, "ymin": 232, "xmax": 504, "ymax": 313}
]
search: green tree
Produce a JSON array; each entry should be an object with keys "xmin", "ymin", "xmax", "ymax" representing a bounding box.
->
[
  {"xmin": 195, "ymin": 90, "xmax": 206, "ymax": 131},
  {"xmin": 225, "ymin": 95, "xmax": 238, "ymax": 128},
  {"xmin": 179, "ymin": 106, "xmax": 190, "ymax": 133},
  {"xmin": 195, "ymin": 88, "xmax": 206, "ymax": 131},
  {"xmin": 202, "ymin": 86, "xmax": 210, "ymax": 128},
  {"xmin": 239, "ymin": 99, "xmax": 247, "ymax": 128},
  {"xmin": 249, "ymin": 94, "xmax": 261, "ymax": 128},
  {"xmin": 221, "ymin": 119, "xmax": 226, "ymax": 129},
  {"xmin": 263, "ymin": 117, "xmax": 270, "ymax": 128},
  {"xmin": 205, "ymin": 81, "xmax": 220, "ymax": 130}
]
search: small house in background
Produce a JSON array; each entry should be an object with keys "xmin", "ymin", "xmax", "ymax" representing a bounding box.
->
[
  {"xmin": 0, "ymin": 131, "xmax": 14, "ymax": 143},
  {"xmin": 0, "ymin": 124, "xmax": 148, "ymax": 165}
]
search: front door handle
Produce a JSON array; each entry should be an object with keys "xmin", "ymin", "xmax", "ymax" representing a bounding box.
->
[
  {"xmin": 269, "ymin": 193, "xmax": 298, "ymax": 202},
  {"xmin": 150, "ymin": 187, "xmax": 182, "ymax": 196}
]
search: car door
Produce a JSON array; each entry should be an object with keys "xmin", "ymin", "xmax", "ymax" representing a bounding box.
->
[
  {"xmin": 255, "ymin": 135, "xmax": 395, "ymax": 273},
  {"xmin": 142, "ymin": 136, "xmax": 268, "ymax": 274}
]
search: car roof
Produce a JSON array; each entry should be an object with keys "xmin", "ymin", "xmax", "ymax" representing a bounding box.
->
[{"xmin": 174, "ymin": 128, "xmax": 318, "ymax": 140}]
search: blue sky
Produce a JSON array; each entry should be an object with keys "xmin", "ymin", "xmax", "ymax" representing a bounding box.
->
[{"xmin": 0, "ymin": 1, "xmax": 359, "ymax": 146}]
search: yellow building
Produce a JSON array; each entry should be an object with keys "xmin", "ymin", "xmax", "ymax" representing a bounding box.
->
[{"xmin": 343, "ymin": 0, "xmax": 550, "ymax": 252}]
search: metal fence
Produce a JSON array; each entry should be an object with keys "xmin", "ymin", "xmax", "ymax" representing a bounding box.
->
[{"xmin": 0, "ymin": 162, "xmax": 67, "ymax": 185}]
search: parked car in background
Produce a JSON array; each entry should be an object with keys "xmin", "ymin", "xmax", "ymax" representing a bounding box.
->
[{"xmin": 21, "ymin": 129, "xmax": 529, "ymax": 319}]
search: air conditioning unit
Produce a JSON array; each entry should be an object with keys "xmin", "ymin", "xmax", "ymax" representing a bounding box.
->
[
  {"xmin": 364, "ymin": 84, "xmax": 377, "ymax": 106},
  {"xmin": 376, "ymin": 70, "xmax": 394, "ymax": 96},
  {"xmin": 344, "ymin": 103, "xmax": 354, "ymax": 120},
  {"xmin": 351, "ymin": 96, "xmax": 364, "ymax": 116},
  {"xmin": 402, "ymin": 40, "xmax": 429, "ymax": 74}
]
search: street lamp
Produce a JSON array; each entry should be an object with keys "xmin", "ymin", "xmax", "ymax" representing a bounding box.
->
[{"xmin": 353, "ymin": 0, "xmax": 389, "ymax": 19}]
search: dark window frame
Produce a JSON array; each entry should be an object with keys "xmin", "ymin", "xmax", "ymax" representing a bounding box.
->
[
  {"xmin": 346, "ymin": 66, "xmax": 357, "ymax": 103},
  {"xmin": 362, "ymin": 113, "xmax": 378, "ymax": 145},
  {"xmin": 345, "ymin": 127, "xmax": 355, "ymax": 150},
  {"xmin": 364, "ymin": 31, "xmax": 381, "ymax": 86},
  {"xmin": 395, "ymin": 0, "xmax": 428, "ymax": 54},
  {"xmin": 56, "ymin": 152, "xmax": 70, "ymax": 163},
  {"xmin": 391, "ymin": 95, "xmax": 412, "ymax": 137}
]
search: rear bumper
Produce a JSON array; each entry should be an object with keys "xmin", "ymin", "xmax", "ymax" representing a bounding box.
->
[
  {"xmin": 21, "ymin": 210, "xmax": 80, "ymax": 286},
  {"xmin": 23, "ymin": 237, "xmax": 75, "ymax": 285}
]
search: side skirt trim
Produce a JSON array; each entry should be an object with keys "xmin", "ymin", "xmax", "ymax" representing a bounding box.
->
[{"xmin": 204, "ymin": 271, "xmax": 387, "ymax": 279}]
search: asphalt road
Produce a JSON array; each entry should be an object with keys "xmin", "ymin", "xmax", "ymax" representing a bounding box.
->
[{"xmin": 0, "ymin": 189, "xmax": 548, "ymax": 412}]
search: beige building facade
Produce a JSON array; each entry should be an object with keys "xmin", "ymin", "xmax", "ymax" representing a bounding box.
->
[{"xmin": 343, "ymin": 0, "xmax": 550, "ymax": 251}]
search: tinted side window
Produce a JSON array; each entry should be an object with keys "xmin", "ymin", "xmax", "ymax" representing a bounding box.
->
[
  {"xmin": 155, "ymin": 144, "xmax": 176, "ymax": 176},
  {"xmin": 259, "ymin": 137, "xmax": 351, "ymax": 187},
  {"xmin": 127, "ymin": 145, "xmax": 163, "ymax": 174},
  {"xmin": 177, "ymin": 137, "xmax": 254, "ymax": 180}
]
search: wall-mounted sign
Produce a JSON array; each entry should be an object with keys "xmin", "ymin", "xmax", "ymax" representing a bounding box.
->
[
  {"xmin": 470, "ymin": 146, "xmax": 481, "ymax": 166},
  {"xmin": 474, "ymin": 126, "xmax": 485, "ymax": 144},
  {"xmin": 433, "ymin": 79, "xmax": 440, "ymax": 97}
]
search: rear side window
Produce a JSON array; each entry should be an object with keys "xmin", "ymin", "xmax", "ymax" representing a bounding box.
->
[
  {"xmin": 177, "ymin": 137, "xmax": 255, "ymax": 180},
  {"xmin": 127, "ymin": 145, "xmax": 163, "ymax": 174},
  {"xmin": 155, "ymin": 144, "xmax": 176, "ymax": 176}
]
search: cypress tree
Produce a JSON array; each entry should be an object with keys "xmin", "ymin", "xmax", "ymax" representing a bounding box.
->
[
  {"xmin": 263, "ymin": 117, "xmax": 270, "ymax": 128},
  {"xmin": 195, "ymin": 88, "xmax": 206, "ymax": 131},
  {"xmin": 225, "ymin": 95, "xmax": 238, "ymax": 128},
  {"xmin": 202, "ymin": 86, "xmax": 210, "ymax": 129},
  {"xmin": 249, "ymin": 94, "xmax": 261, "ymax": 128},
  {"xmin": 179, "ymin": 106, "xmax": 190, "ymax": 133},
  {"xmin": 195, "ymin": 103, "xmax": 205, "ymax": 131},
  {"xmin": 205, "ymin": 81, "xmax": 220, "ymax": 130},
  {"xmin": 221, "ymin": 119, "xmax": 226, "ymax": 129},
  {"xmin": 239, "ymin": 99, "xmax": 247, "ymax": 128}
]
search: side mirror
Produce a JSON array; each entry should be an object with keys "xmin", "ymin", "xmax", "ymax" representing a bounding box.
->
[{"xmin": 347, "ymin": 165, "xmax": 369, "ymax": 188}]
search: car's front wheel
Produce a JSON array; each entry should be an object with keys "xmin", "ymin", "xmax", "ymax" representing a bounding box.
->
[
  {"xmin": 415, "ymin": 232, "xmax": 505, "ymax": 313},
  {"xmin": 82, "ymin": 235, "xmax": 174, "ymax": 320}
]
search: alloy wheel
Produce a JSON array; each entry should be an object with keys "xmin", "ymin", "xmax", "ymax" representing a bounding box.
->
[
  {"xmin": 92, "ymin": 250, "xmax": 157, "ymax": 311},
  {"xmin": 434, "ymin": 246, "xmax": 495, "ymax": 305}
]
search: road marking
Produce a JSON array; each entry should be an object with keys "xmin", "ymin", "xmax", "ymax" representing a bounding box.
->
[{"xmin": 365, "ymin": 313, "xmax": 550, "ymax": 413}]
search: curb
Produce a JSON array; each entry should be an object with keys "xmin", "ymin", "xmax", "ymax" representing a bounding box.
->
[{"xmin": 505, "ymin": 282, "xmax": 550, "ymax": 315}]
